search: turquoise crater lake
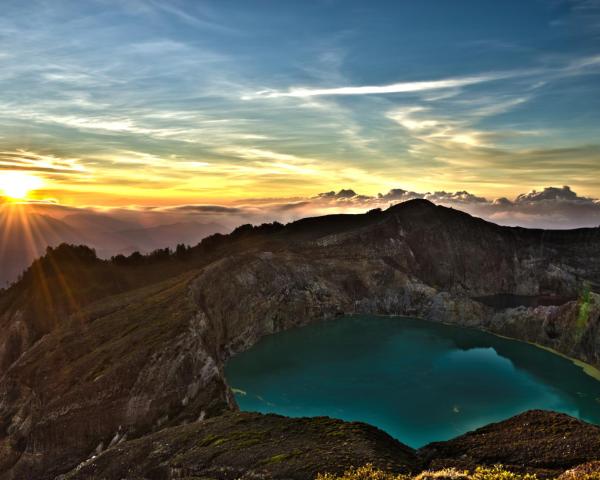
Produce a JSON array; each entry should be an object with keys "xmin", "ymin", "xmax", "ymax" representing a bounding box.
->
[{"xmin": 225, "ymin": 316, "xmax": 600, "ymax": 448}]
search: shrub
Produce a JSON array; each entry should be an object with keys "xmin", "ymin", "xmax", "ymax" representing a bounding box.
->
[
  {"xmin": 472, "ymin": 465, "xmax": 538, "ymax": 480},
  {"xmin": 316, "ymin": 464, "xmax": 410, "ymax": 480},
  {"xmin": 316, "ymin": 465, "xmax": 538, "ymax": 480},
  {"xmin": 415, "ymin": 468, "xmax": 470, "ymax": 480},
  {"xmin": 558, "ymin": 461, "xmax": 600, "ymax": 480}
]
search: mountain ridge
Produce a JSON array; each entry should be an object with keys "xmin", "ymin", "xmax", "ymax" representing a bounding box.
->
[
  {"xmin": 0, "ymin": 199, "xmax": 599, "ymax": 478},
  {"xmin": 0, "ymin": 206, "xmax": 226, "ymax": 286}
]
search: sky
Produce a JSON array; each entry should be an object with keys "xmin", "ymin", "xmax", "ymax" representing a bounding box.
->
[{"xmin": 1, "ymin": 0, "xmax": 600, "ymax": 229}]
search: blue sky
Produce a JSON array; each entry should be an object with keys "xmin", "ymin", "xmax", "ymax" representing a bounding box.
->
[{"xmin": 0, "ymin": 0, "xmax": 599, "ymax": 206}]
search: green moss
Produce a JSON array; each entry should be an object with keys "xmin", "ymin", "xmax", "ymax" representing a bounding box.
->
[
  {"xmin": 198, "ymin": 434, "xmax": 226, "ymax": 447},
  {"xmin": 192, "ymin": 429, "xmax": 270, "ymax": 451},
  {"xmin": 262, "ymin": 450, "xmax": 302, "ymax": 464},
  {"xmin": 235, "ymin": 438, "xmax": 262, "ymax": 448},
  {"xmin": 576, "ymin": 283, "xmax": 592, "ymax": 339},
  {"xmin": 228, "ymin": 429, "xmax": 268, "ymax": 449}
]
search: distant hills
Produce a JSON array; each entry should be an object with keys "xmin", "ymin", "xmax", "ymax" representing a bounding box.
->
[{"xmin": 0, "ymin": 205, "xmax": 226, "ymax": 286}]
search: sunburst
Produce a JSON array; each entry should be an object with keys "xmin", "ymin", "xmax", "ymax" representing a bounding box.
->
[{"xmin": 0, "ymin": 172, "xmax": 43, "ymax": 200}]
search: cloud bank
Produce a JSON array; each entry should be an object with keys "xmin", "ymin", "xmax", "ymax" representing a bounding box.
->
[
  {"xmin": 2, "ymin": 184, "xmax": 599, "ymax": 286},
  {"xmin": 264, "ymin": 185, "xmax": 600, "ymax": 230},
  {"xmin": 9, "ymin": 184, "xmax": 599, "ymax": 232}
]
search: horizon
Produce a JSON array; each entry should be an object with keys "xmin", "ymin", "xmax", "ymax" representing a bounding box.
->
[{"xmin": 1, "ymin": 193, "xmax": 597, "ymax": 288}]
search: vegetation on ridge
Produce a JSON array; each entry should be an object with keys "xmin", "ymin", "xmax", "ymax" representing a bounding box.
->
[
  {"xmin": 316, "ymin": 464, "xmax": 592, "ymax": 480},
  {"xmin": 576, "ymin": 282, "xmax": 592, "ymax": 335}
]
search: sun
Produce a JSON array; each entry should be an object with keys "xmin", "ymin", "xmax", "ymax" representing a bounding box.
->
[{"xmin": 0, "ymin": 172, "xmax": 44, "ymax": 200}]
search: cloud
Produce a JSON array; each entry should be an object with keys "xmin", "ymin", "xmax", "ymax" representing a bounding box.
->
[
  {"xmin": 254, "ymin": 185, "xmax": 600, "ymax": 230},
  {"xmin": 0, "ymin": 150, "xmax": 89, "ymax": 179},
  {"xmin": 425, "ymin": 191, "xmax": 488, "ymax": 204},
  {"xmin": 246, "ymin": 73, "xmax": 510, "ymax": 99},
  {"xmin": 557, "ymin": 0, "xmax": 600, "ymax": 38},
  {"xmin": 386, "ymin": 95, "xmax": 535, "ymax": 151},
  {"xmin": 378, "ymin": 189, "xmax": 424, "ymax": 202},
  {"xmin": 144, "ymin": 0, "xmax": 238, "ymax": 35},
  {"xmin": 484, "ymin": 186, "xmax": 600, "ymax": 228},
  {"xmin": 1, "ymin": 4, "xmax": 599, "ymax": 213},
  {"xmin": 316, "ymin": 189, "xmax": 358, "ymax": 199},
  {"xmin": 269, "ymin": 201, "xmax": 312, "ymax": 212},
  {"xmin": 422, "ymin": 186, "xmax": 600, "ymax": 229},
  {"xmin": 247, "ymin": 52, "xmax": 600, "ymax": 100},
  {"xmin": 514, "ymin": 185, "xmax": 587, "ymax": 203},
  {"xmin": 165, "ymin": 205, "xmax": 243, "ymax": 214}
]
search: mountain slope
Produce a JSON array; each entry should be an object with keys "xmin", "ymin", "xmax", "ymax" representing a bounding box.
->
[
  {"xmin": 62, "ymin": 412, "xmax": 420, "ymax": 480},
  {"xmin": 0, "ymin": 206, "xmax": 226, "ymax": 286},
  {"xmin": 61, "ymin": 410, "xmax": 600, "ymax": 480},
  {"xmin": 0, "ymin": 199, "xmax": 599, "ymax": 478},
  {"xmin": 0, "ymin": 209, "xmax": 86, "ymax": 286}
]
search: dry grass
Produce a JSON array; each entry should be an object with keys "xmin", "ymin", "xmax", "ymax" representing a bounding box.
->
[{"xmin": 317, "ymin": 465, "xmax": 545, "ymax": 480}]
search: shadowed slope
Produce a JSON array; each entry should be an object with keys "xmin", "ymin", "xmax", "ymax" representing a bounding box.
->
[
  {"xmin": 420, "ymin": 410, "xmax": 600, "ymax": 474},
  {"xmin": 61, "ymin": 411, "xmax": 600, "ymax": 480}
]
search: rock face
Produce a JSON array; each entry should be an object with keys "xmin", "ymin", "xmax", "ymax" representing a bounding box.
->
[
  {"xmin": 0, "ymin": 274, "xmax": 234, "ymax": 479},
  {"xmin": 0, "ymin": 199, "xmax": 599, "ymax": 478},
  {"xmin": 191, "ymin": 200, "xmax": 600, "ymax": 369}
]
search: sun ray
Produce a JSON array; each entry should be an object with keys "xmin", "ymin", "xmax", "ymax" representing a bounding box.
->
[{"xmin": 0, "ymin": 172, "xmax": 43, "ymax": 201}]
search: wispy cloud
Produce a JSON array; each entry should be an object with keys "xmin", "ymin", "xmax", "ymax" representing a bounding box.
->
[
  {"xmin": 245, "ymin": 73, "xmax": 510, "ymax": 99},
  {"xmin": 246, "ymin": 52, "xmax": 600, "ymax": 100},
  {"xmin": 0, "ymin": 150, "xmax": 88, "ymax": 176},
  {"xmin": 386, "ymin": 96, "xmax": 534, "ymax": 150},
  {"xmin": 143, "ymin": 0, "xmax": 238, "ymax": 35}
]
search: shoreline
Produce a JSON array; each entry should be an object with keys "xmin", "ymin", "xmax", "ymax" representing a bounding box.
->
[
  {"xmin": 486, "ymin": 329, "xmax": 600, "ymax": 382},
  {"xmin": 345, "ymin": 312, "xmax": 600, "ymax": 382}
]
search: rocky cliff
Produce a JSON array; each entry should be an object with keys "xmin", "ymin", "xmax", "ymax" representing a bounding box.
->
[{"xmin": 0, "ymin": 199, "xmax": 599, "ymax": 478}]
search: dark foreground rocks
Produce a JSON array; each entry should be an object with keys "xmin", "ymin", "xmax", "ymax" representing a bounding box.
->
[
  {"xmin": 60, "ymin": 410, "xmax": 600, "ymax": 480},
  {"xmin": 558, "ymin": 461, "xmax": 600, "ymax": 480},
  {"xmin": 420, "ymin": 410, "xmax": 600, "ymax": 477},
  {"xmin": 60, "ymin": 412, "xmax": 419, "ymax": 480}
]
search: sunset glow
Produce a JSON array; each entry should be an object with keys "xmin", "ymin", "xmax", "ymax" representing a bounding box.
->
[
  {"xmin": 0, "ymin": 172, "xmax": 43, "ymax": 201},
  {"xmin": 0, "ymin": 1, "xmax": 598, "ymax": 228}
]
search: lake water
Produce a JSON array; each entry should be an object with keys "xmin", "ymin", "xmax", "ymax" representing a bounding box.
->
[{"xmin": 225, "ymin": 316, "xmax": 600, "ymax": 448}]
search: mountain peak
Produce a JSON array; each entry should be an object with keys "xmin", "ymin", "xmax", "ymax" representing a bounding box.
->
[{"xmin": 388, "ymin": 198, "xmax": 436, "ymax": 210}]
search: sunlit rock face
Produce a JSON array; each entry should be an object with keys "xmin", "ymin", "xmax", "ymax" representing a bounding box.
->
[{"xmin": 0, "ymin": 200, "xmax": 599, "ymax": 478}]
